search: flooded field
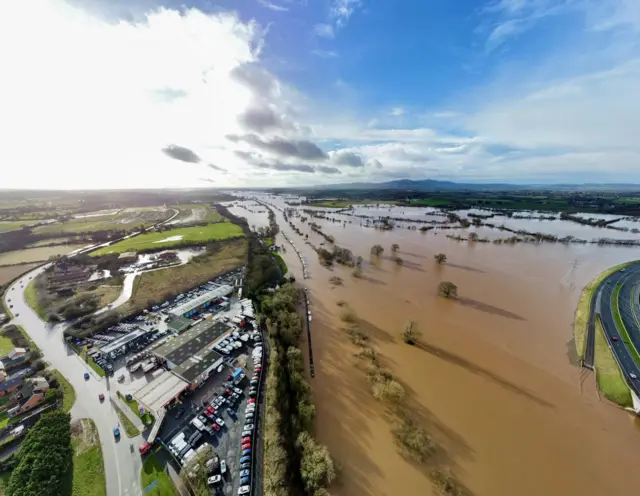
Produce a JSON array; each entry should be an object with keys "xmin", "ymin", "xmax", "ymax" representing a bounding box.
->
[{"xmin": 246, "ymin": 195, "xmax": 640, "ymax": 496}]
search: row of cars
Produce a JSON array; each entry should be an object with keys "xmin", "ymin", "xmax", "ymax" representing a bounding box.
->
[{"xmin": 234, "ymin": 341, "xmax": 264, "ymax": 495}]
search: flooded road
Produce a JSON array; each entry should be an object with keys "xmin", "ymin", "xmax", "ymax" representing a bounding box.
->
[{"xmin": 241, "ymin": 195, "xmax": 640, "ymax": 496}]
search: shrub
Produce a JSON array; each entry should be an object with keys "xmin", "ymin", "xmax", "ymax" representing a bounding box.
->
[
  {"xmin": 352, "ymin": 267, "xmax": 363, "ymax": 278},
  {"xmin": 336, "ymin": 300, "xmax": 347, "ymax": 307},
  {"xmin": 372, "ymin": 379, "xmax": 405, "ymax": 403},
  {"xmin": 370, "ymin": 244, "xmax": 384, "ymax": 256},
  {"xmin": 438, "ymin": 281, "xmax": 458, "ymax": 298},
  {"xmin": 297, "ymin": 431, "xmax": 336, "ymax": 494},
  {"xmin": 345, "ymin": 325, "xmax": 368, "ymax": 347},
  {"xmin": 401, "ymin": 319, "xmax": 422, "ymax": 345},
  {"xmin": 434, "ymin": 253, "xmax": 447, "ymax": 264},
  {"xmin": 392, "ymin": 415, "xmax": 436, "ymax": 463},
  {"xmin": 430, "ymin": 468, "xmax": 465, "ymax": 496},
  {"xmin": 391, "ymin": 243, "xmax": 400, "ymax": 252},
  {"xmin": 339, "ymin": 307, "xmax": 357, "ymax": 323},
  {"xmin": 329, "ymin": 276, "xmax": 343, "ymax": 286}
]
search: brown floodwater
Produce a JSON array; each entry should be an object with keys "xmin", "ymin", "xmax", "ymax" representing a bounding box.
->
[{"xmin": 241, "ymin": 195, "xmax": 640, "ymax": 496}]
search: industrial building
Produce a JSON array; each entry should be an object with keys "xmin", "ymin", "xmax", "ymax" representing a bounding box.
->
[
  {"xmin": 152, "ymin": 319, "xmax": 230, "ymax": 384},
  {"xmin": 99, "ymin": 327, "xmax": 153, "ymax": 355},
  {"xmin": 168, "ymin": 285, "xmax": 233, "ymax": 319}
]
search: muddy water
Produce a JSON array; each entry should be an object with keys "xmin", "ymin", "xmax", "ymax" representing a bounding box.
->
[{"xmin": 253, "ymin": 197, "xmax": 640, "ymax": 496}]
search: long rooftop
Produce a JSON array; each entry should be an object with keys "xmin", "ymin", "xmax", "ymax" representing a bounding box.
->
[
  {"xmin": 169, "ymin": 285, "xmax": 233, "ymax": 317},
  {"xmin": 153, "ymin": 320, "xmax": 231, "ymax": 366}
]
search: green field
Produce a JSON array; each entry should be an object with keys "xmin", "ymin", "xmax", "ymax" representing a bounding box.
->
[
  {"xmin": 141, "ymin": 451, "xmax": 178, "ymax": 496},
  {"xmin": 90, "ymin": 223, "xmax": 243, "ymax": 256},
  {"xmin": 0, "ymin": 220, "xmax": 41, "ymax": 233},
  {"xmin": 70, "ymin": 419, "xmax": 107, "ymax": 496},
  {"xmin": 0, "ymin": 335, "xmax": 14, "ymax": 356},
  {"xmin": 169, "ymin": 204, "xmax": 222, "ymax": 224},
  {"xmin": 117, "ymin": 392, "xmax": 154, "ymax": 425},
  {"xmin": 33, "ymin": 207, "xmax": 172, "ymax": 235},
  {"xmin": 0, "ymin": 245, "xmax": 86, "ymax": 266},
  {"xmin": 274, "ymin": 253, "xmax": 288, "ymax": 276},
  {"xmin": 594, "ymin": 318, "xmax": 632, "ymax": 407}
]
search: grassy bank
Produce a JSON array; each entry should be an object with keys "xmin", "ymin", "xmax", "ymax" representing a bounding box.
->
[
  {"xmin": 594, "ymin": 318, "xmax": 632, "ymax": 407},
  {"xmin": 70, "ymin": 419, "xmax": 107, "ymax": 496},
  {"xmin": 573, "ymin": 262, "xmax": 633, "ymax": 359},
  {"xmin": 117, "ymin": 392, "xmax": 154, "ymax": 425},
  {"xmin": 90, "ymin": 223, "xmax": 243, "ymax": 256},
  {"xmin": 274, "ymin": 253, "xmax": 288, "ymax": 276},
  {"xmin": 141, "ymin": 450, "xmax": 178, "ymax": 496},
  {"xmin": 113, "ymin": 403, "xmax": 140, "ymax": 438},
  {"xmin": 52, "ymin": 370, "xmax": 76, "ymax": 413},
  {"xmin": 24, "ymin": 278, "xmax": 47, "ymax": 321},
  {"xmin": 0, "ymin": 335, "xmax": 13, "ymax": 355}
]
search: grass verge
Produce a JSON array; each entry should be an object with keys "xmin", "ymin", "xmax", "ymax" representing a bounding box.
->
[
  {"xmin": 274, "ymin": 253, "xmax": 288, "ymax": 276},
  {"xmin": 0, "ymin": 335, "xmax": 14, "ymax": 356},
  {"xmin": 573, "ymin": 262, "xmax": 633, "ymax": 359},
  {"xmin": 71, "ymin": 419, "xmax": 107, "ymax": 496},
  {"xmin": 117, "ymin": 391, "xmax": 154, "ymax": 425},
  {"xmin": 16, "ymin": 325, "xmax": 39, "ymax": 351},
  {"xmin": 52, "ymin": 369, "xmax": 77, "ymax": 413},
  {"xmin": 594, "ymin": 317, "xmax": 632, "ymax": 407},
  {"xmin": 86, "ymin": 356, "xmax": 106, "ymax": 378},
  {"xmin": 612, "ymin": 283, "xmax": 640, "ymax": 365},
  {"xmin": 141, "ymin": 449, "xmax": 178, "ymax": 496},
  {"xmin": 113, "ymin": 403, "xmax": 140, "ymax": 438},
  {"xmin": 24, "ymin": 278, "xmax": 47, "ymax": 321}
]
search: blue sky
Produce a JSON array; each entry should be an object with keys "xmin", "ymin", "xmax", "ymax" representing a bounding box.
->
[{"xmin": 1, "ymin": 0, "xmax": 640, "ymax": 188}]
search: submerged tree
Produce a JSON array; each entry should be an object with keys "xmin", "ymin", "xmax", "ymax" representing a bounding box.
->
[
  {"xmin": 438, "ymin": 281, "xmax": 458, "ymax": 299},
  {"xmin": 355, "ymin": 255, "xmax": 363, "ymax": 268},
  {"xmin": 468, "ymin": 232, "xmax": 479, "ymax": 242},
  {"xmin": 434, "ymin": 253, "xmax": 447, "ymax": 264},
  {"xmin": 401, "ymin": 319, "xmax": 422, "ymax": 345},
  {"xmin": 391, "ymin": 243, "xmax": 400, "ymax": 253},
  {"xmin": 370, "ymin": 244, "xmax": 384, "ymax": 256}
]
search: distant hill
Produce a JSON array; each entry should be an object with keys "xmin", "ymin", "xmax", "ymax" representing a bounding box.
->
[{"xmin": 308, "ymin": 179, "xmax": 640, "ymax": 192}]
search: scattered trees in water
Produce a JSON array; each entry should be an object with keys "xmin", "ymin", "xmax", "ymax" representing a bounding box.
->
[
  {"xmin": 434, "ymin": 253, "xmax": 447, "ymax": 264},
  {"xmin": 391, "ymin": 243, "xmax": 400, "ymax": 252},
  {"xmin": 316, "ymin": 247, "xmax": 334, "ymax": 267},
  {"xmin": 401, "ymin": 319, "xmax": 421, "ymax": 345},
  {"xmin": 468, "ymin": 232, "xmax": 479, "ymax": 242},
  {"xmin": 393, "ymin": 256, "xmax": 403, "ymax": 266},
  {"xmin": 370, "ymin": 244, "xmax": 384, "ymax": 256},
  {"xmin": 329, "ymin": 276, "xmax": 343, "ymax": 286},
  {"xmin": 352, "ymin": 266, "xmax": 363, "ymax": 278},
  {"xmin": 355, "ymin": 255, "xmax": 363, "ymax": 268},
  {"xmin": 438, "ymin": 281, "xmax": 458, "ymax": 299},
  {"xmin": 332, "ymin": 245, "xmax": 355, "ymax": 267},
  {"xmin": 431, "ymin": 468, "xmax": 466, "ymax": 496}
]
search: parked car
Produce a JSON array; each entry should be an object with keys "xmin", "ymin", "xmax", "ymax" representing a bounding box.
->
[
  {"xmin": 242, "ymin": 448, "xmax": 252, "ymax": 456},
  {"xmin": 244, "ymin": 424, "xmax": 254, "ymax": 431},
  {"xmin": 215, "ymin": 418, "xmax": 225, "ymax": 427},
  {"xmin": 240, "ymin": 462, "xmax": 251, "ymax": 470},
  {"xmin": 240, "ymin": 456, "xmax": 251, "ymax": 464},
  {"xmin": 241, "ymin": 443, "xmax": 251, "ymax": 451},
  {"xmin": 241, "ymin": 436, "xmax": 251, "ymax": 444},
  {"xmin": 241, "ymin": 430, "xmax": 252, "ymax": 437},
  {"xmin": 240, "ymin": 476, "xmax": 250, "ymax": 485},
  {"xmin": 238, "ymin": 485, "xmax": 251, "ymax": 495},
  {"xmin": 208, "ymin": 475, "xmax": 222, "ymax": 485},
  {"xmin": 113, "ymin": 427, "xmax": 120, "ymax": 438},
  {"xmin": 211, "ymin": 423, "xmax": 221, "ymax": 432},
  {"xmin": 220, "ymin": 460, "xmax": 227, "ymax": 474}
]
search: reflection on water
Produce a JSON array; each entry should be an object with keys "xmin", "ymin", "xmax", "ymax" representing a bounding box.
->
[{"xmin": 237, "ymin": 193, "xmax": 640, "ymax": 496}]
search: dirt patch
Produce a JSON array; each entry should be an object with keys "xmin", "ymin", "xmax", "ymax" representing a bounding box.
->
[{"xmin": 71, "ymin": 419, "xmax": 99, "ymax": 456}]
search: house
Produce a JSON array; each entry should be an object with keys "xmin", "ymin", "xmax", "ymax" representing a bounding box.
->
[
  {"xmin": 0, "ymin": 376, "xmax": 23, "ymax": 397},
  {"xmin": 0, "ymin": 348, "xmax": 28, "ymax": 372},
  {"xmin": 7, "ymin": 377, "xmax": 49, "ymax": 417}
]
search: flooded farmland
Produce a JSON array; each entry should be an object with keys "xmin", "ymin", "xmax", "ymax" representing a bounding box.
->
[{"xmin": 239, "ymin": 195, "xmax": 640, "ymax": 496}]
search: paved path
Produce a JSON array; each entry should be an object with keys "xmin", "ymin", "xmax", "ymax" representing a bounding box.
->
[{"xmin": 3, "ymin": 266, "xmax": 143, "ymax": 496}]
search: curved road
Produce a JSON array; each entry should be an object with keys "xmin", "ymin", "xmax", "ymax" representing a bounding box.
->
[
  {"xmin": 3, "ymin": 266, "xmax": 142, "ymax": 496},
  {"xmin": 591, "ymin": 262, "xmax": 640, "ymax": 399}
]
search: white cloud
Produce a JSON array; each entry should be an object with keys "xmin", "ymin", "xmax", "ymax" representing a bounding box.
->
[
  {"xmin": 389, "ymin": 107, "xmax": 405, "ymax": 117},
  {"xmin": 257, "ymin": 0, "xmax": 289, "ymax": 13},
  {"xmin": 313, "ymin": 23, "xmax": 335, "ymax": 39},
  {"xmin": 311, "ymin": 49, "xmax": 339, "ymax": 58},
  {"xmin": 330, "ymin": 0, "xmax": 363, "ymax": 28}
]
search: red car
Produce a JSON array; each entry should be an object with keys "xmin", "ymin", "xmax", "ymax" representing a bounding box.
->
[
  {"xmin": 242, "ymin": 444, "xmax": 251, "ymax": 451},
  {"xmin": 612, "ymin": 336, "xmax": 619, "ymax": 341},
  {"xmin": 211, "ymin": 423, "xmax": 221, "ymax": 432},
  {"xmin": 247, "ymin": 398, "xmax": 256, "ymax": 404},
  {"xmin": 203, "ymin": 410, "xmax": 214, "ymax": 419},
  {"xmin": 207, "ymin": 406, "xmax": 216, "ymax": 414},
  {"xmin": 98, "ymin": 393, "xmax": 105, "ymax": 402},
  {"xmin": 255, "ymin": 368, "xmax": 262, "ymax": 373},
  {"xmin": 225, "ymin": 388, "xmax": 232, "ymax": 395},
  {"xmin": 242, "ymin": 436, "xmax": 251, "ymax": 444}
]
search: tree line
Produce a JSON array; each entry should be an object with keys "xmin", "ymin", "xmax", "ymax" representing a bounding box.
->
[{"xmin": 261, "ymin": 284, "xmax": 335, "ymax": 496}]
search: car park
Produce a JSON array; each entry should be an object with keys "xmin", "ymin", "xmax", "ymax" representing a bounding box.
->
[
  {"xmin": 240, "ymin": 455, "xmax": 251, "ymax": 464},
  {"xmin": 240, "ymin": 462, "xmax": 250, "ymax": 470},
  {"xmin": 208, "ymin": 475, "xmax": 222, "ymax": 485},
  {"xmin": 242, "ymin": 448, "xmax": 252, "ymax": 456}
]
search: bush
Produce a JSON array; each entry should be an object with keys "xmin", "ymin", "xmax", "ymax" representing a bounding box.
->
[
  {"xmin": 339, "ymin": 307, "xmax": 357, "ymax": 323},
  {"xmin": 297, "ymin": 431, "xmax": 336, "ymax": 494},
  {"xmin": 370, "ymin": 244, "xmax": 384, "ymax": 256},
  {"xmin": 401, "ymin": 319, "xmax": 422, "ymax": 345},
  {"xmin": 430, "ymin": 468, "xmax": 465, "ymax": 496},
  {"xmin": 352, "ymin": 267, "xmax": 363, "ymax": 278},
  {"xmin": 434, "ymin": 253, "xmax": 447, "ymax": 264},
  {"xmin": 329, "ymin": 276, "xmax": 343, "ymax": 286},
  {"xmin": 438, "ymin": 281, "xmax": 458, "ymax": 298},
  {"xmin": 392, "ymin": 414, "xmax": 436, "ymax": 463},
  {"xmin": 33, "ymin": 359, "xmax": 45, "ymax": 371},
  {"xmin": 345, "ymin": 325, "xmax": 368, "ymax": 347},
  {"xmin": 372, "ymin": 380, "xmax": 405, "ymax": 402},
  {"xmin": 336, "ymin": 300, "xmax": 347, "ymax": 307}
]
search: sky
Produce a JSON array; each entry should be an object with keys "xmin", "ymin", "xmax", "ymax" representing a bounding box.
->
[{"xmin": 1, "ymin": 0, "xmax": 640, "ymax": 189}]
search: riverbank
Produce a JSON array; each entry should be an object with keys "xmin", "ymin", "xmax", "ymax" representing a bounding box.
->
[{"xmin": 573, "ymin": 262, "xmax": 633, "ymax": 360}]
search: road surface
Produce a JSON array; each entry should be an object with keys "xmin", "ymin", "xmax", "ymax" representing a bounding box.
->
[
  {"xmin": 3, "ymin": 266, "xmax": 143, "ymax": 496},
  {"xmin": 590, "ymin": 262, "xmax": 640, "ymax": 399}
]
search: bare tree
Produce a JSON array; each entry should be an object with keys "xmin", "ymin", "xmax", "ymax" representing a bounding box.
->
[
  {"xmin": 434, "ymin": 253, "xmax": 447, "ymax": 264},
  {"xmin": 438, "ymin": 281, "xmax": 458, "ymax": 298},
  {"xmin": 401, "ymin": 319, "xmax": 422, "ymax": 345}
]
